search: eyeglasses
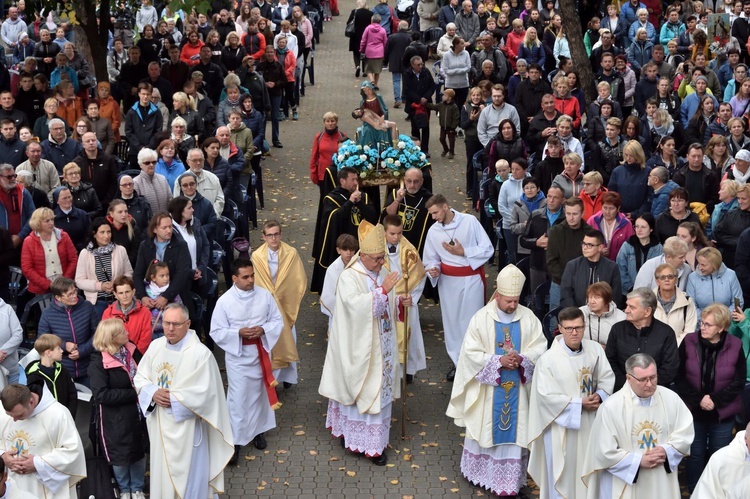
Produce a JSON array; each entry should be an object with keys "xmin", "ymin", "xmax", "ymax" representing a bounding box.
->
[
  {"xmin": 700, "ymin": 321, "xmax": 719, "ymax": 329},
  {"xmin": 365, "ymin": 254, "xmax": 385, "ymax": 263},
  {"xmin": 163, "ymin": 319, "xmax": 189, "ymax": 329},
  {"xmin": 264, "ymin": 232, "xmax": 281, "ymax": 238},
  {"xmin": 59, "ymin": 289, "xmax": 78, "ymax": 298},
  {"xmin": 67, "ymin": 171, "xmax": 80, "ymax": 176},
  {"xmin": 120, "ymin": 182, "xmax": 134, "ymax": 187},
  {"xmin": 656, "ymin": 274, "xmax": 677, "ymax": 281},
  {"xmin": 627, "ymin": 373, "xmax": 657, "ymax": 384},
  {"xmin": 142, "ymin": 160, "xmax": 157, "ymax": 165},
  {"xmin": 1, "ymin": 174, "xmax": 17, "ymax": 180},
  {"xmin": 560, "ymin": 325, "xmax": 585, "ymax": 333},
  {"xmin": 181, "ymin": 182, "xmax": 196, "ymax": 187},
  {"xmin": 581, "ymin": 242, "xmax": 602, "ymax": 249}
]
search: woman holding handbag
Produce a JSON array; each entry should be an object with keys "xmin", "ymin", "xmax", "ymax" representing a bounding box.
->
[{"xmin": 347, "ymin": 0, "xmax": 373, "ymax": 77}]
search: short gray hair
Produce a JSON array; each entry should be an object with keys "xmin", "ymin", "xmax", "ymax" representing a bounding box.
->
[
  {"xmin": 651, "ymin": 166, "xmax": 669, "ymax": 184},
  {"xmin": 187, "ymin": 148, "xmax": 204, "ymax": 161},
  {"xmin": 663, "ymin": 236, "xmax": 688, "ymax": 257},
  {"xmin": 164, "ymin": 302, "xmax": 189, "ymax": 322},
  {"xmin": 446, "ymin": 22, "xmax": 456, "ymax": 30},
  {"xmin": 137, "ymin": 148, "xmax": 158, "ymax": 165},
  {"xmin": 171, "ymin": 116, "xmax": 187, "ymax": 128},
  {"xmin": 48, "ymin": 118, "xmax": 65, "ymax": 130},
  {"xmin": 627, "ymin": 288, "xmax": 657, "ymax": 314},
  {"xmin": 371, "ymin": 13, "xmax": 381, "ymax": 23},
  {"xmin": 0, "ymin": 163, "xmax": 14, "ymax": 174},
  {"xmin": 625, "ymin": 353, "xmax": 655, "ymax": 374}
]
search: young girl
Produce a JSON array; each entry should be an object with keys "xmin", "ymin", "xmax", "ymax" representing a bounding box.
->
[{"xmin": 145, "ymin": 260, "xmax": 181, "ymax": 340}]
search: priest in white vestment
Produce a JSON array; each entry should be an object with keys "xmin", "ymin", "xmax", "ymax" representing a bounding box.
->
[
  {"xmin": 423, "ymin": 194, "xmax": 494, "ymax": 380},
  {"xmin": 135, "ymin": 304, "xmax": 234, "ymax": 499},
  {"xmin": 0, "ymin": 382, "xmax": 86, "ymax": 499},
  {"xmin": 210, "ymin": 257, "xmax": 284, "ymax": 464},
  {"xmin": 320, "ymin": 234, "xmax": 359, "ymax": 332},
  {"xmin": 582, "ymin": 353, "xmax": 694, "ymax": 499},
  {"xmin": 383, "ymin": 214, "xmax": 427, "ymax": 379},
  {"xmin": 446, "ymin": 264, "xmax": 547, "ymax": 496},
  {"xmin": 527, "ymin": 307, "xmax": 615, "ymax": 499},
  {"xmin": 0, "ymin": 475, "xmax": 36, "ymax": 499},
  {"xmin": 691, "ymin": 427, "xmax": 750, "ymax": 499},
  {"xmin": 728, "ymin": 474, "xmax": 750, "ymax": 499},
  {"xmin": 319, "ymin": 221, "xmax": 411, "ymax": 466}
]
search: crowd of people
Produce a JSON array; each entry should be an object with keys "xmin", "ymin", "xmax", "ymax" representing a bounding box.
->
[{"xmin": 4, "ymin": 0, "xmax": 750, "ymax": 497}]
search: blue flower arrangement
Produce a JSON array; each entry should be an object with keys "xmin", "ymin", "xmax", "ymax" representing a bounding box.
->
[{"xmin": 333, "ymin": 136, "xmax": 429, "ymax": 185}]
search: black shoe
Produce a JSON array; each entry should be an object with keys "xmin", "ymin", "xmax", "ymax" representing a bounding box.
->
[
  {"xmin": 273, "ymin": 142, "xmax": 283, "ymax": 148},
  {"xmin": 253, "ymin": 433, "xmax": 267, "ymax": 450},
  {"xmin": 355, "ymin": 67, "xmax": 361, "ymax": 77},
  {"xmin": 283, "ymin": 382, "xmax": 293, "ymax": 389},
  {"xmin": 371, "ymin": 452, "xmax": 388, "ymax": 466},
  {"xmin": 228, "ymin": 445, "xmax": 240, "ymax": 466},
  {"xmin": 447, "ymin": 367, "xmax": 456, "ymax": 382},
  {"xmin": 406, "ymin": 374, "xmax": 414, "ymax": 384}
]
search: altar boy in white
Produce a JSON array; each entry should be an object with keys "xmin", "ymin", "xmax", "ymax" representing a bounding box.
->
[
  {"xmin": 135, "ymin": 303, "xmax": 234, "ymax": 499},
  {"xmin": 527, "ymin": 307, "xmax": 615, "ymax": 499},
  {"xmin": 581, "ymin": 353, "xmax": 694, "ymax": 499},
  {"xmin": 446, "ymin": 264, "xmax": 547, "ymax": 496},
  {"xmin": 691, "ymin": 425, "xmax": 750, "ymax": 499},
  {"xmin": 319, "ymin": 221, "xmax": 411, "ymax": 466},
  {"xmin": 423, "ymin": 194, "xmax": 494, "ymax": 381},
  {"xmin": 210, "ymin": 257, "xmax": 284, "ymax": 464}
]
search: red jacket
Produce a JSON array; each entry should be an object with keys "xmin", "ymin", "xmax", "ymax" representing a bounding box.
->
[
  {"xmin": 505, "ymin": 30, "xmax": 525, "ymax": 66},
  {"xmin": 277, "ymin": 50, "xmax": 296, "ymax": 82},
  {"xmin": 309, "ymin": 130, "xmax": 347, "ymax": 183},
  {"xmin": 580, "ymin": 186, "xmax": 608, "ymax": 221},
  {"xmin": 21, "ymin": 229, "xmax": 78, "ymax": 294},
  {"xmin": 554, "ymin": 94, "xmax": 581, "ymax": 130},
  {"xmin": 102, "ymin": 301, "xmax": 153, "ymax": 355},
  {"xmin": 180, "ymin": 41, "xmax": 205, "ymax": 66}
]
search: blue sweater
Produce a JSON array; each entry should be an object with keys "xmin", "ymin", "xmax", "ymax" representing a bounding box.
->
[
  {"xmin": 37, "ymin": 299, "xmax": 98, "ymax": 380},
  {"xmin": 650, "ymin": 180, "xmax": 679, "ymax": 218},
  {"xmin": 608, "ymin": 162, "xmax": 652, "ymax": 214}
]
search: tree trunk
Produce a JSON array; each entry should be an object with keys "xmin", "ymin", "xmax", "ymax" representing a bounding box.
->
[
  {"xmin": 558, "ymin": 0, "xmax": 595, "ymax": 104},
  {"xmin": 72, "ymin": 0, "xmax": 112, "ymax": 85}
]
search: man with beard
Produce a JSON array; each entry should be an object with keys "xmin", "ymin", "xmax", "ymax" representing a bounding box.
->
[{"xmin": 310, "ymin": 166, "xmax": 378, "ymax": 293}]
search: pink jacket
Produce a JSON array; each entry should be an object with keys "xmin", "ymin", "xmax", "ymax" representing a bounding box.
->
[
  {"xmin": 74, "ymin": 244, "xmax": 134, "ymax": 305},
  {"xmin": 360, "ymin": 23, "xmax": 387, "ymax": 59}
]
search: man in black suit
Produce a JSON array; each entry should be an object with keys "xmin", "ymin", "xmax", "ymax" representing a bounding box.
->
[{"xmin": 384, "ymin": 20, "xmax": 412, "ymax": 109}]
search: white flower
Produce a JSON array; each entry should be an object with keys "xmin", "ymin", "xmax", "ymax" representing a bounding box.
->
[
  {"xmin": 360, "ymin": 172, "xmax": 367, "ymax": 178},
  {"xmin": 397, "ymin": 141, "xmax": 405, "ymax": 149},
  {"xmin": 420, "ymin": 153, "xmax": 426, "ymax": 160},
  {"xmin": 337, "ymin": 154, "xmax": 344, "ymax": 162},
  {"xmin": 363, "ymin": 145, "xmax": 370, "ymax": 151},
  {"xmin": 394, "ymin": 161, "xmax": 401, "ymax": 167},
  {"xmin": 387, "ymin": 158, "xmax": 394, "ymax": 164},
  {"xmin": 367, "ymin": 164, "xmax": 374, "ymax": 170},
  {"xmin": 360, "ymin": 154, "xmax": 367, "ymax": 161}
]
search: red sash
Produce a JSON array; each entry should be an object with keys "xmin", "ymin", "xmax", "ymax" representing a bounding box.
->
[
  {"xmin": 440, "ymin": 263, "xmax": 487, "ymax": 294},
  {"xmin": 242, "ymin": 337, "xmax": 282, "ymax": 409}
]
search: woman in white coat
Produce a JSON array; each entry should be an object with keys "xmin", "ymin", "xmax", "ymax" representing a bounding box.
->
[{"xmin": 652, "ymin": 262, "xmax": 697, "ymax": 345}]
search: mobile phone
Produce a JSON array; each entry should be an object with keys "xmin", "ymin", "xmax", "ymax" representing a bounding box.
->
[{"xmin": 735, "ymin": 297, "xmax": 741, "ymax": 311}]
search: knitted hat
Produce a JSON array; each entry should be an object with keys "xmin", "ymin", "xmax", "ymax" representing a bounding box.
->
[
  {"xmin": 496, "ymin": 264, "xmax": 525, "ymax": 297},
  {"xmin": 737, "ymin": 149, "xmax": 750, "ymax": 162},
  {"xmin": 358, "ymin": 221, "xmax": 386, "ymax": 255},
  {"xmin": 695, "ymin": 75, "xmax": 708, "ymax": 84}
]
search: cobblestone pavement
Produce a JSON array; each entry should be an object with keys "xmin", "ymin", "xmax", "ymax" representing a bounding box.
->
[{"xmin": 218, "ymin": 3, "xmax": 512, "ymax": 497}]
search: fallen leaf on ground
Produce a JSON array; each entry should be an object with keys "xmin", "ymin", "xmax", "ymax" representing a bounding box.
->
[
  {"xmin": 346, "ymin": 471, "xmax": 356, "ymax": 477},
  {"xmin": 244, "ymin": 455, "xmax": 256, "ymax": 461},
  {"xmin": 309, "ymin": 450, "xmax": 318, "ymax": 455},
  {"xmin": 439, "ymin": 477, "xmax": 447, "ymax": 482},
  {"xmin": 294, "ymin": 431, "xmax": 306, "ymax": 436},
  {"xmin": 390, "ymin": 479, "xmax": 399, "ymax": 485},
  {"xmin": 403, "ymin": 454, "xmax": 413, "ymax": 461}
]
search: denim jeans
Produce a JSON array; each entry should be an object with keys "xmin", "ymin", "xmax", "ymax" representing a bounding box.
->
[
  {"xmin": 686, "ymin": 419, "xmax": 735, "ymax": 492},
  {"xmin": 502, "ymin": 228, "xmax": 518, "ymax": 264},
  {"xmin": 391, "ymin": 72, "xmax": 402, "ymax": 103},
  {"xmin": 113, "ymin": 457, "xmax": 147, "ymax": 493},
  {"xmin": 549, "ymin": 282, "xmax": 561, "ymax": 310},
  {"xmin": 270, "ymin": 95, "xmax": 282, "ymax": 143}
]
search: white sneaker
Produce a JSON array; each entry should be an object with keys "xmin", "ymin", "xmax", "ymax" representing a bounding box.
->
[
  {"xmin": 120, "ymin": 493, "xmax": 131, "ymax": 499},
  {"xmin": 133, "ymin": 492, "xmax": 146, "ymax": 499}
]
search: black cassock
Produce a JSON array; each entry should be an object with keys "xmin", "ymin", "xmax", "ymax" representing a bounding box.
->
[{"xmin": 310, "ymin": 186, "xmax": 378, "ymax": 293}]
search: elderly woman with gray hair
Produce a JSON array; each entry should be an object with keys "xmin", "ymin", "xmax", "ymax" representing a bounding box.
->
[
  {"xmin": 132, "ymin": 148, "xmax": 173, "ymax": 214},
  {"xmin": 437, "ymin": 23, "xmax": 457, "ymax": 58}
]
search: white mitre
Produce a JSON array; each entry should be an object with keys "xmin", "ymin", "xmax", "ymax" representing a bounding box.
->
[{"xmin": 496, "ymin": 264, "xmax": 525, "ymax": 297}]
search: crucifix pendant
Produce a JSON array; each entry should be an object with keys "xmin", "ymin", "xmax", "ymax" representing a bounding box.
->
[{"xmin": 448, "ymin": 240, "xmax": 455, "ymax": 246}]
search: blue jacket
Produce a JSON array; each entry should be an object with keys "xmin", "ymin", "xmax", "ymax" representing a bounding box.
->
[
  {"xmin": 37, "ymin": 298, "xmax": 98, "ymax": 380},
  {"xmin": 616, "ymin": 237, "xmax": 663, "ymax": 292},
  {"xmin": 608, "ymin": 162, "xmax": 652, "ymax": 214},
  {"xmin": 242, "ymin": 108, "xmax": 264, "ymax": 151},
  {"xmin": 155, "ymin": 157, "xmax": 186, "ymax": 191},
  {"xmin": 53, "ymin": 205, "xmax": 91, "ymax": 251},
  {"xmin": 0, "ymin": 136, "xmax": 25, "ymax": 167},
  {"xmin": 708, "ymin": 198, "xmax": 739, "ymax": 239},
  {"xmin": 41, "ymin": 138, "xmax": 83, "ymax": 174},
  {"xmin": 628, "ymin": 20, "xmax": 657, "ymax": 45},
  {"xmin": 659, "ymin": 21, "xmax": 685, "ymax": 46},
  {"xmin": 718, "ymin": 63, "xmax": 735, "ymax": 92},
  {"xmin": 50, "ymin": 66, "xmax": 79, "ymax": 93},
  {"xmin": 650, "ymin": 180, "xmax": 679, "ymax": 218},
  {"xmin": 517, "ymin": 43, "xmax": 545, "ymax": 68},
  {"xmin": 686, "ymin": 263, "xmax": 744, "ymax": 317},
  {"xmin": 626, "ymin": 39, "xmax": 654, "ymax": 72},
  {"xmin": 619, "ymin": 2, "xmax": 647, "ymax": 44},
  {"xmin": 124, "ymin": 101, "xmax": 163, "ymax": 151},
  {"xmin": 680, "ymin": 92, "xmax": 719, "ymax": 128},
  {"xmin": 0, "ymin": 185, "xmax": 33, "ymax": 239}
]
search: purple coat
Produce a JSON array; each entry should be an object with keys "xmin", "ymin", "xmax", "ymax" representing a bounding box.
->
[
  {"xmin": 360, "ymin": 23, "xmax": 388, "ymax": 59},
  {"xmin": 682, "ymin": 332, "xmax": 744, "ymax": 421}
]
